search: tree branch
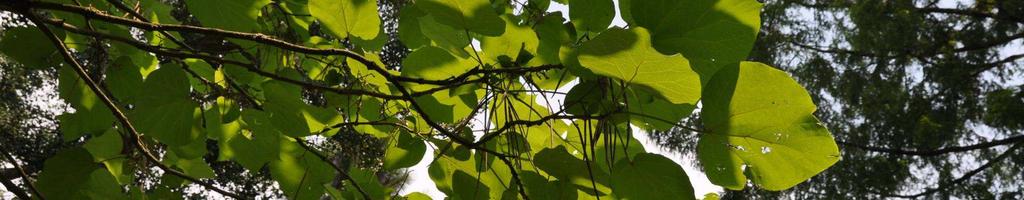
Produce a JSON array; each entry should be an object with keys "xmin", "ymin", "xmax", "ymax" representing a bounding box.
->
[
  {"xmin": 969, "ymin": 53, "xmax": 1024, "ymax": 77},
  {"xmin": 102, "ymin": 0, "xmax": 196, "ymax": 51},
  {"xmin": 22, "ymin": 11, "xmax": 246, "ymax": 199},
  {"xmin": 7, "ymin": 1, "xmax": 562, "ymax": 85},
  {"xmin": 837, "ymin": 135, "xmax": 1024, "ymax": 156},
  {"xmin": 881, "ymin": 143, "xmax": 1024, "ymax": 198},
  {"xmin": 0, "ymin": 147, "xmax": 42, "ymax": 199},
  {"xmin": 917, "ymin": 7, "xmax": 1024, "ymax": 24},
  {"xmin": 787, "ymin": 33, "xmax": 1024, "ymax": 59},
  {"xmin": 0, "ymin": 175, "xmax": 31, "ymax": 200},
  {"xmin": 497, "ymin": 155, "xmax": 530, "ymax": 200}
]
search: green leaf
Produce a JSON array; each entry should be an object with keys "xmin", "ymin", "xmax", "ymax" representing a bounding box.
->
[
  {"xmin": 578, "ymin": 27, "xmax": 702, "ymax": 104},
  {"xmin": 83, "ymin": 129, "xmax": 132, "ymax": 185},
  {"xmin": 36, "ymin": 148, "xmax": 94, "ymax": 199},
  {"xmin": 626, "ymin": 89, "xmax": 696, "ymax": 131},
  {"xmin": 36, "ymin": 148, "xmax": 125, "ymax": 199},
  {"xmin": 481, "ymin": 15, "xmax": 539, "ymax": 64},
  {"xmin": 429, "ymin": 146, "xmax": 512, "ymax": 199},
  {"xmin": 520, "ymin": 171, "xmax": 578, "ymax": 200},
  {"xmin": 141, "ymin": 0, "xmax": 178, "ymax": 24},
  {"xmin": 350, "ymin": 28, "xmax": 388, "ymax": 51},
  {"xmin": 309, "ymin": 0, "xmax": 380, "ymax": 40},
  {"xmin": 83, "ymin": 129, "xmax": 123, "ymax": 162},
  {"xmin": 105, "ymin": 57, "xmax": 144, "ymax": 104},
  {"xmin": 416, "ymin": 0, "xmax": 506, "ymax": 36},
  {"xmin": 207, "ymin": 98, "xmax": 243, "ymax": 161},
  {"xmin": 263, "ymin": 80, "xmax": 344, "ymax": 137},
  {"xmin": 569, "ymin": 0, "xmax": 615, "ymax": 32},
  {"xmin": 57, "ymin": 65, "xmax": 114, "ymax": 141},
  {"xmin": 528, "ymin": 13, "xmax": 571, "ymax": 67},
  {"xmin": 564, "ymin": 81, "xmax": 615, "ymax": 115},
  {"xmin": 400, "ymin": 46, "xmax": 477, "ymax": 80},
  {"xmin": 168, "ymin": 135, "xmax": 209, "ymax": 159},
  {"xmin": 165, "ymin": 151, "xmax": 217, "ymax": 179},
  {"xmin": 528, "ymin": 0, "xmax": 551, "ymax": 11},
  {"xmin": 231, "ymin": 110, "xmax": 283, "ymax": 171},
  {"xmin": 489, "ymin": 93, "xmax": 567, "ymax": 152},
  {"xmin": 418, "ymin": 14, "xmax": 472, "ymax": 57},
  {"xmin": 399, "ymin": 5, "xmax": 430, "ymax": 49},
  {"xmin": 344, "ymin": 167, "xmax": 392, "ymax": 199},
  {"xmin": 383, "ymin": 131, "xmax": 427, "ymax": 170},
  {"xmin": 404, "ymin": 192, "xmax": 433, "ymax": 200},
  {"xmin": 610, "ymin": 153, "xmax": 696, "ymax": 200},
  {"xmin": 630, "ymin": 0, "xmax": 763, "ymax": 64},
  {"xmin": 184, "ymin": 0, "xmax": 271, "ymax": 32},
  {"xmin": 697, "ymin": 62, "xmax": 840, "ymax": 191},
  {"xmin": 533, "ymin": 146, "xmax": 612, "ymax": 195},
  {"xmin": 0, "ymin": 27, "xmax": 62, "ymax": 69},
  {"xmin": 563, "ymin": 120, "xmax": 647, "ymax": 174},
  {"xmin": 270, "ymin": 140, "xmax": 335, "ymax": 200},
  {"xmin": 133, "ymin": 66, "xmax": 202, "ymax": 146}
]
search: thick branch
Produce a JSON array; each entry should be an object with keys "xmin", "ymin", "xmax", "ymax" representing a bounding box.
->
[
  {"xmin": 0, "ymin": 175, "xmax": 31, "ymax": 200},
  {"xmin": 0, "ymin": 147, "xmax": 42, "ymax": 199}
]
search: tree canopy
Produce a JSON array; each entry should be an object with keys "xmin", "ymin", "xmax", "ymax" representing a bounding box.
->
[{"xmin": 0, "ymin": 0, "xmax": 844, "ymax": 199}]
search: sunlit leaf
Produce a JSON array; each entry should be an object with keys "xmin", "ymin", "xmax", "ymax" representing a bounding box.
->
[
  {"xmin": 417, "ymin": 0, "xmax": 506, "ymax": 36},
  {"xmin": 578, "ymin": 27, "xmax": 702, "ymax": 104},
  {"xmin": 569, "ymin": 0, "xmax": 615, "ymax": 32},
  {"xmin": 698, "ymin": 62, "xmax": 840, "ymax": 191},
  {"xmin": 309, "ymin": 0, "xmax": 380, "ymax": 40}
]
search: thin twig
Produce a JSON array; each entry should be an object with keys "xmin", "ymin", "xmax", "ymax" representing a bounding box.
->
[{"xmin": 292, "ymin": 137, "xmax": 372, "ymax": 200}]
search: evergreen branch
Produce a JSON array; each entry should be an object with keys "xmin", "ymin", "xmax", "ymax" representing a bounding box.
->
[
  {"xmin": 918, "ymin": 7, "xmax": 1024, "ymax": 24},
  {"xmin": 880, "ymin": 143, "xmax": 1023, "ymax": 198},
  {"xmin": 837, "ymin": 135, "xmax": 1024, "ymax": 156}
]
